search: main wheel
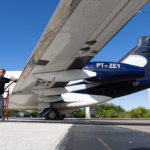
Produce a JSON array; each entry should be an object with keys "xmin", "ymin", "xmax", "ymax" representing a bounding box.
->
[{"xmin": 47, "ymin": 109, "xmax": 58, "ymax": 120}]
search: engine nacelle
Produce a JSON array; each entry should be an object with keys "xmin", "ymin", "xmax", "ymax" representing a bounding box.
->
[{"xmin": 84, "ymin": 62, "xmax": 145, "ymax": 83}]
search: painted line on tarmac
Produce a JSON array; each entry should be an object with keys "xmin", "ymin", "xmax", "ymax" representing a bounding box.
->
[{"xmin": 98, "ymin": 138, "xmax": 112, "ymax": 150}]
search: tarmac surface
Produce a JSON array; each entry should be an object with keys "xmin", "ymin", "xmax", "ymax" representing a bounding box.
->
[
  {"xmin": 0, "ymin": 122, "xmax": 72, "ymax": 150},
  {"xmin": 0, "ymin": 118, "xmax": 150, "ymax": 150},
  {"xmin": 57, "ymin": 125, "xmax": 150, "ymax": 150},
  {"xmin": 3, "ymin": 117, "xmax": 150, "ymax": 126}
]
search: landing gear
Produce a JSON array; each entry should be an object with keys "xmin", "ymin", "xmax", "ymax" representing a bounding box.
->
[
  {"xmin": 45, "ymin": 109, "xmax": 65, "ymax": 120},
  {"xmin": 46, "ymin": 109, "xmax": 58, "ymax": 120}
]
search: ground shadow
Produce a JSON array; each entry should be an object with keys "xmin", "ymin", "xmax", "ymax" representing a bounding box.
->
[{"xmin": 130, "ymin": 148, "xmax": 150, "ymax": 150}]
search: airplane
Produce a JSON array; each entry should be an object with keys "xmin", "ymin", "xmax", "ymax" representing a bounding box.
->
[{"xmin": 4, "ymin": 0, "xmax": 150, "ymax": 120}]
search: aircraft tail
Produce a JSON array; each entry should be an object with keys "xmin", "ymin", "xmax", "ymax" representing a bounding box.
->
[{"xmin": 119, "ymin": 36, "xmax": 150, "ymax": 74}]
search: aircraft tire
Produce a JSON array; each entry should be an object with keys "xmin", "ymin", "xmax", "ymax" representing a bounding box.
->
[{"xmin": 47, "ymin": 109, "xmax": 58, "ymax": 120}]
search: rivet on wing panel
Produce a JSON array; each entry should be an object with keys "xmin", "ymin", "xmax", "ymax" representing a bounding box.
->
[{"xmin": 83, "ymin": 0, "xmax": 103, "ymax": 17}]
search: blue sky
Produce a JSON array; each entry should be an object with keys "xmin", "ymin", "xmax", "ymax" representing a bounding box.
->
[{"xmin": 0, "ymin": 0, "xmax": 150, "ymax": 110}]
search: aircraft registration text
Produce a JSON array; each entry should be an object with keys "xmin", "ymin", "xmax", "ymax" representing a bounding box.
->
[{"xmin": 97, "ymin": 63, "xmax": 121, "ymax": 69}]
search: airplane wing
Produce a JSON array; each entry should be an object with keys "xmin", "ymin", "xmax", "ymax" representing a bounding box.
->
[{"xmin": 10, "ymin": 0, "xmax": 149, "ymax": 109}]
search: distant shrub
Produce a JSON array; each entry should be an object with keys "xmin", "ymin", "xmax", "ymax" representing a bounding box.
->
[
  {"xmin": 130, "ymin": 107, "xmax": 147, "ymax": 118},
  {"xmin": 102, "ymin": 109, "xmax": 118, "ymax": 118},
  {"xmin": 95, "ymin": 103, "xmax": 126, "ymax": 118},
  {"xmin": 116, "ymin": 106, "xmax": 126, "ymax": 113},
  {"xmin": 118, "ymin": 112, "xmax": 127, "ymax": 118},
  {"xmin": 78, "ymin": 109, "xmax": 85, "ymax": 118},
  {"xmin": 94, "ymin": 104, "xmax": 150, "ymax": 118}
]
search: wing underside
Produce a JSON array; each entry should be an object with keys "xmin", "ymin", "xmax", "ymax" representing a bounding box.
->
[{"xmin": 9, "ymin": 0, "xmax": 149, "ymax": 109}]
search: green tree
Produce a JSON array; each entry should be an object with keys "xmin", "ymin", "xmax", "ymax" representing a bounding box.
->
[
  {"xmin": 95, "ymin": 103, "xmax": 126, "ymax": 118},
  {"xmin": 102, "ymin": 109, "xmax": 118, "ymax": 118},
  {"xmin": 78, "ymin": 109, "xmax": 85, "ymax": 118},
  {"xmin": 130, "ymin": 107, "xmax": 148, "ymax": 118}
]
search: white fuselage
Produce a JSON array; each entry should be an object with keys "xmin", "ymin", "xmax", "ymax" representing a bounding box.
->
[{"xmin": 4, "ymin": 71, "xmax": 22, "ymax": 97}]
